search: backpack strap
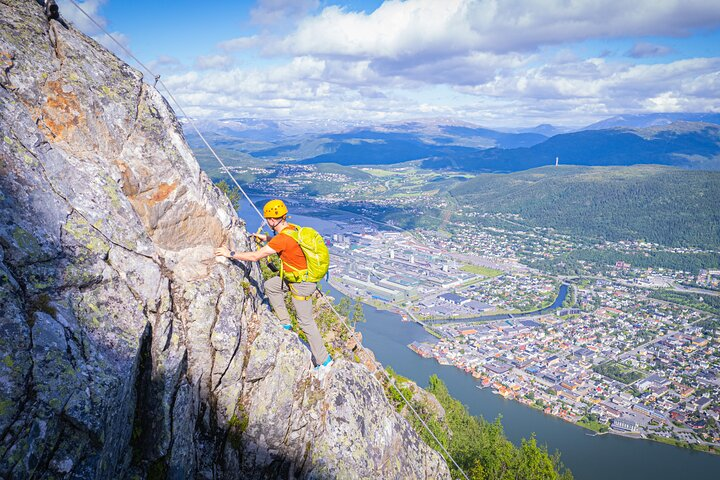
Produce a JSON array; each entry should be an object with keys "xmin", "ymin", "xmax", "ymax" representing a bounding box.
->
[{"xmin": 278, "ymin": 225, "xmax": 308, "ymax": 283}]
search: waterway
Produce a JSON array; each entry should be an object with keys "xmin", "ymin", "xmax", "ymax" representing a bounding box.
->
[
  {"xmin": 236, "ymin": 198, "xmax": 720, "ymax": 479},
  {"xmin": 430, "ymin": 283, "xmax": 570, "ymax": 324}
]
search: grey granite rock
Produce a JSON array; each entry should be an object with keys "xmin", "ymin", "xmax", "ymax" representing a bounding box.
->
[{"xmin": 0, "ymin": 1, "xmax": 450, "ymax": 479}]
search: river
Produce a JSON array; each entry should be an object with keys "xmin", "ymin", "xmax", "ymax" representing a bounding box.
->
[{"xmin": 236, "ymin": 197, "xmax": 720, "ymax": 480}]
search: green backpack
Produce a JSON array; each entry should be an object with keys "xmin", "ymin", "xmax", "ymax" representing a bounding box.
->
[{"xmin": 279, "ymin": 224, "xmax": 330, "ymax": 283}]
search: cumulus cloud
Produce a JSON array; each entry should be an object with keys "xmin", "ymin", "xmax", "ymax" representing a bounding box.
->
[
  {"xmin": 370, "ymin": 51, "xmax": 530, "ymax": 86},
  {"xmin": 218, "ymin": 35, "xmax": 260, "ymax": 52},
  {"xmin": 163, "ymin": 51, "xmax": 720, "ymax": 126},
  {"xmin": 626, "ymin": 42, "xmax": 674, "ymax": 58},
  {"xmin": 146, "ymin": 0, "xmax": 720, "ymax": 125},
  {"xmin": 163, "ymin": 57, "xmax": 418, "ymax": 122},
  {"xmin": 194, "ymin": 55, "xmax": 235, "ymax": 70},
  {"xmin": 458, "ymin": 57, "xmax": 720, "ymax": 114},
  {"xmin": 274, "ymin": 0, "xmax": 720, "ymax": 58}
]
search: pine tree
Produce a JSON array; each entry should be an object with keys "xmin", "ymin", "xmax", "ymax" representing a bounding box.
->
[{"xmin": 351, "ymin": 298, "xmax": 366, "ymax": 328}]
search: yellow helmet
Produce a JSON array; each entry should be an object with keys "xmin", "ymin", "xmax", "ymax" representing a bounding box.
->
[{"xmin": 263, "ymin": 199, "xmax": 288, "ymax": 218}]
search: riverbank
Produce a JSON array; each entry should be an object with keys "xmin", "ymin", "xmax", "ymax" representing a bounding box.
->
[{"xmin": 408, "ymin": 342, "xmax": 720, "ymax": 456}]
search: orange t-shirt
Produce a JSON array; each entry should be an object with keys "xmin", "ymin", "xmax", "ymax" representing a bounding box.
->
[{"xmin": 268, "ymin": 226, "xmax": 307, "ymax": 272}]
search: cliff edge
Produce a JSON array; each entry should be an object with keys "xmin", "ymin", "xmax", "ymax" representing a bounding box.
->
[{"xmin": 0, "ymin": 1, "xmax": 450, "ymax": 478}]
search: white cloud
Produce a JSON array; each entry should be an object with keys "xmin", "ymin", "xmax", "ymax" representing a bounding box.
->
[
  {"xmin": 160, "ymin": 51, "xmax": 720, "ymax": 126},
  {"xmin": 370, "ymin": 51, "xmax": 531, "ymax": 86},
  {"xmin": 163, "ymin": 58, "xmax": 417, "ymax": 122},
  {"xmin": 218, "ymin": 36, "xmax": 260, "ymax": 52},
  {"xmin": 154, "ymin": 55, "xmax": 182, "ymax": 66},
  {"xmin": 458, "ymin": 57, "xmax": 720, "ymax": 115},
  {"xmin": 194, "ymin": 54, "xmax": 235, "ymax": 70},
  {"xmin": 274, "ymin": 0, "xmax": 720, "ymax": 58},
  {"xmin": 273, "ymin": 1, "xmax": 477, "ymax": 59},
  {"xmin": 153, "ymin": 0, "xmax": 720, "ymax": 126}
]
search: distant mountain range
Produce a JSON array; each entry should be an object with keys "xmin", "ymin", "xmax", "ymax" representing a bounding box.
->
[
  {"xmin": 184, "ymin": 114, "xmax": 720, "ymax": 172},
  {"xmin": 582, "ymin": 112, "xmax": 720, "ymax": 130},
  {"xmin": 422, "ymin": 122, "xmax": 720, "ymax": 172}
]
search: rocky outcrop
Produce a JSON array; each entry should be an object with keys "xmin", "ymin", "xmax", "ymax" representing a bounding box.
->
[{"xmin": 0, "ymin": 1, "xmax": 450, "ymax": 479}]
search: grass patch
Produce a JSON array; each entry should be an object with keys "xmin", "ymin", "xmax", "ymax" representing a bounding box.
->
[
  {"xmin": 360, "ymin": 167, "xmax": 398, "ymax": 177},
  {"xmin": 460, "ymin": 264, "xmax": 503, "ymax": 277},
  {"xmin": 593, "ymin": 361, "xmax": 644, "ymax": 385},
  {"xmin": 577, "ymin": 417, "xmax": 609, "ymax": 433},
  {"xmin": 647, "ymin": 434, "xmax": 719, "ymax": 454},
  {"xmin": 423, "ymin": 326, "xmax": 442, "ymax": 339},
  {"xmin": 649, "ymin": 289, "xmax": 720, "ymax": 315}
]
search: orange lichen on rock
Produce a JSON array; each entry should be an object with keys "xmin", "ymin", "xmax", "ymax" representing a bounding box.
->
[
  {"xmin": 40, "ymin": 80, "xmax": 84, "ymax": 141},
  {"xmin": 149, "ymin": 181, "xmax": 178, "ymax": 204}
]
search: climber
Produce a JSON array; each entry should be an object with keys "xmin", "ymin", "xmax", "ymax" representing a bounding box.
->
[{"xmin": 214, "ymin": 199, "xmax": 333, "ymax": 371}]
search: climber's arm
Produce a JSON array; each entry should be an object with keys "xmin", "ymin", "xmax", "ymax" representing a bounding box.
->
[{"xmin": 214, "ymin": 244, "xmax": 277, "ymax": 262}]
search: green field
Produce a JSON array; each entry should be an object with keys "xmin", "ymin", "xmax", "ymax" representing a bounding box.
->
[
  {"xmin": 593, "ymin": 361, "xmax": 645, "ymax": 385},
  {"xmin": 360, "ymin": 167, "xmax": 399, "ymax": 177},
  {"xmin": 460, "ymin": 264, "xmax": 503, "ymax": 277},
  {"xmin": 577, "ymin": 417, "xmax": 609, "ymax": 433},
  {"xmin": 649, "ymin": 289, "xmax": 720, "ymax": 315}
]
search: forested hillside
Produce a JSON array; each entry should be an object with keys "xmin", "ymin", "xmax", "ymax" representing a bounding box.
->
[
  {"xmin": 387, "ymin": 373, "xmax": 574, "ymax": 480},
  {"xmin": 449, "ymin": 165, "xmax": 720, "ymax": 248}
]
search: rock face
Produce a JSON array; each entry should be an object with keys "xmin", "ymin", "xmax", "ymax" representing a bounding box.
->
[{"xmin": 0, "ymin": 1, "xmax": 450, "ymax": 479}]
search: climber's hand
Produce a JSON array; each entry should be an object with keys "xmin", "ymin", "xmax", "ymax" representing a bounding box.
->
[{"xmin": 250, "ymin": 232, "xmax": 268, "ymax": 243}]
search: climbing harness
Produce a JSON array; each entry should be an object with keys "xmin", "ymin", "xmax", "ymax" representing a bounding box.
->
[
  {"xmin": 64, "ymin": 3, "xmax": 469, "ymax": 478},
  {"xmin": 288, "ymin": 283, "xmax": 313, "ymax": 302}
]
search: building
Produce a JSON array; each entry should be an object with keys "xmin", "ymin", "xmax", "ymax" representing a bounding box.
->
[
  {"xmin": 611, "ymin": 418, "xmax": 638, "ymax": 432},
  {"xmin": 439, "ymin": 293, "xmax": 467, "ymax": 305},
  {"xmin": 633, "ymin": 403, "xmax": 667, "ymax": 421},
  {"xmin": 546, "ymin": 355, "xmax": 560, "ymax": 366}
]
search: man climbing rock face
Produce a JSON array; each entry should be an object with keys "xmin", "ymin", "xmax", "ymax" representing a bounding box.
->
[{"xmin": 215, "ymin": 199, "xmax": 333, "ymax": 371}]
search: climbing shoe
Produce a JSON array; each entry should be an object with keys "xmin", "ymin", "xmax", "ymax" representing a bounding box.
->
[
  {"xmin": 314, "ymin": 355, "xmax": 333, "ymax": 370},
  {"xmin": 312, "ymin": 355, "xmax": 333, "ymax": 381},
  {"xmin": 282, "ymin": 323, "xmax": 293, "ymax": 330}
]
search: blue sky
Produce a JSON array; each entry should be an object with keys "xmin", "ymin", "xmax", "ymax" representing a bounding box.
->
[{"xmin": 59, "ymin": 0, "xmax": 720, "ymax": 128}]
